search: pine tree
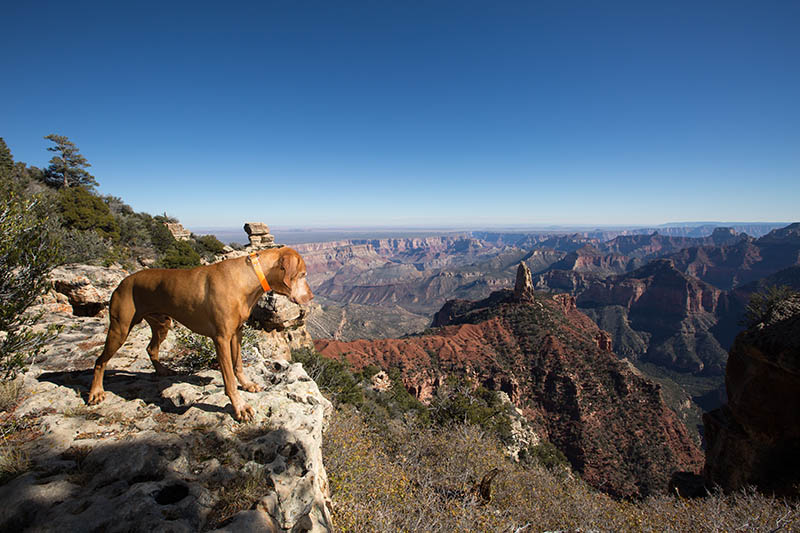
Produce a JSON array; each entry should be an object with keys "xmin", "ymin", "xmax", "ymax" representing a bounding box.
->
[
  {"xmin": 0, "ymin": 138, "xmax": 13, "ymax": 180},
  {"xmin": 43, "ymin": 134, "xmax": 98, "ymax": 189}
]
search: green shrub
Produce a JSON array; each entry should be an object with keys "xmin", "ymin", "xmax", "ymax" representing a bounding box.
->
[
  {"xmin": 429, "ymin": 377, "xmax": 513, "ymax": 443},
  {"xmin": 743, "ymin": 285, "xmax": 799, "ymax": 329},
  {"xmin": 145, "ymin": 216, "xmax": 200, "ymax": 268},
  {"xmin": 56, "ymin": 227, "xmax": 109, "ymax": 265},
  {"xmin": 196, "ymin": 234, "xmax": 226, "ymax": 255},
  {"xmin": 291, "ymin": 348, "xmax": 364, "ymax": 406},
  {"xmin": 146, "ymin": 216, "xmax": 176, "ymax": 254},
  {"xmin": 171, "ymin": 326, "xmax": 260, "ymax": 372},
  {"xmin": 0, "ymin": 180, "xmax": 61, "ymax": 378},
  {"xmin": 57, "ymin": 186, "xmax": 120, "ymax": 241},
  {"xmin": 520, "ymin": 440, "xmax": 570, "ymax": 470},
  {"xmin": 159, "ymin": 240, "xmax": 201, "ymax": 269}
]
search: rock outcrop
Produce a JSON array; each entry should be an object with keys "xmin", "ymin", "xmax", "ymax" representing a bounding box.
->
[
  {"xmin": 165, "ymin": 222, "xmax": 191, "ymax": 241},
  {"xmin": 244, "ymin": 222, "xmax": 276, "ymax": 249},
  {"xmin": 703, "ymin": 292, "xmax": 800, "ymax": 496},
  {"xmin": 1, "ymin": 305, "xmax": 332, "ymax": 531},
  {"xmin": 46, "ymin": 265, "xmax": 130, "ymax": 317},
  {"xmin": 248, "ymin": 292, "xmax": 315, "ymax": 361},
  {"xmin": 513, "ymin": 262, "xmax": 534, "ymax": 302},
  {"xmin": 317, "ymin": 288, "xmax": 703, "ymax": 498}
]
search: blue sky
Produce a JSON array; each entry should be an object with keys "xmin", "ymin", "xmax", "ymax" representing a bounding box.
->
[{"xmin": 2, "ymin": 1, "xmax": 798, "ymax": 228}]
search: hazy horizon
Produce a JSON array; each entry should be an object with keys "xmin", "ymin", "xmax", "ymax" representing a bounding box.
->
[{"xmin": 193, "ymin": 220, "xmax": 792, "ymax": 245}]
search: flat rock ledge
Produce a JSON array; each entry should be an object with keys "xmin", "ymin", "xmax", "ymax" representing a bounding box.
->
[{"xmin": 0, "ymin": 356, "xmax": 333, "ymax": 532}]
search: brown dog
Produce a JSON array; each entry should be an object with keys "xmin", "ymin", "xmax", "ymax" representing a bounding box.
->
[{"xmin": 87, "ymin": 247, "xmax": 313, "ymax": 421}]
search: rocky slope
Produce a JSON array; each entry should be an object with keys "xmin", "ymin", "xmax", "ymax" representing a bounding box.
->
[
  {"xmin": 703, "ymin": 291, "xmax": 800, "ymax": 496},
  {"xmin": 2, "ymin": 255, "xmax": 330, "ymax": 532},
  {"xmin": 316, "ymin": 265, "xmax": 703, "ymax": 499},
  {"xmin": 1, "ymin": 313, "xmax": 331, "ymax": 532},
  {"xmin": 304, "ymin": 296, "xmax": 429, "ymax": 341}
]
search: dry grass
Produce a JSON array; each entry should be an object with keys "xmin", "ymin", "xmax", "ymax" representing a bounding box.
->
[
  {"xmin": 0, "ymin": 379, "xmax": 23, "ymax": 412},
  {"xmin": 324, "ymin": 406, "xmax": 800, "ymax": 533},
  {"xmin": 204, "ymin": 468, "xmax": 274, "ymax": 530},
  {"xmin": 0, "ymin": 443, "xmax": 30, "ymax": 484}
]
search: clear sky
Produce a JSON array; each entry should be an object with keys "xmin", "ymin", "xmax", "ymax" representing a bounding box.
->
[{"xmin": 2, "ymin": 1, "xmax": 798, "ymax": 228}]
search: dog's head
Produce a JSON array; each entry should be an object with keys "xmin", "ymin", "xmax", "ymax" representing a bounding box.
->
[{"xmin": 275, "ymin": 247, "xmax": 313, "ymax": 305}]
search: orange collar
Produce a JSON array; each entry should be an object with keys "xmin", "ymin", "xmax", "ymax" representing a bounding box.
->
[{"xmin": 249, "ymin": 252, "xmax": 271, "ymax": 292}]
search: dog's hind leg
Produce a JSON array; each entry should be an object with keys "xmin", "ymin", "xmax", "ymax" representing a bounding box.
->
[
  {"xmin": 144, "ymin": 314, "xmax": 176, "ymax": 376},
  {"xmin": 231, "ymin": 326, "xmax": 262, "ymax": 393},
  {"xmin": 88, "ymin": 294, "xmax": 137, "ymax": 405}
]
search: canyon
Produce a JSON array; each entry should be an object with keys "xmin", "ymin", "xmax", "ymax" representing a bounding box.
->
[
  {"xmin": 300, "ymin": 223, "xmax": 800, "ymax": 438},
  {"xmin": 316, "ymin": 265, "xmax": 704, "ymax": 499}
]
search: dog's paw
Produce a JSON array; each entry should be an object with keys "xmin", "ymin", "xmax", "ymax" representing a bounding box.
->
[
  {"xmin": 241, "ymin": 382, "xmax": 263, "ymax": 393},
  {"xmin": 153, "ymin": 361, "xmax": 177, "ymax": 377},
  {"xmin": 235, "ymin": 404, "xmax": 255, "ymax": 422},
  {"xmin": 87, "ymin": 390, "xmax": 106, "ymax": 405}
]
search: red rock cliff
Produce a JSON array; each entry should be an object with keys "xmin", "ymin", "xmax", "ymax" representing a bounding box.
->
[{"xmin": 316, "ymin": 288, "xmax": 703, "ymax": 498}]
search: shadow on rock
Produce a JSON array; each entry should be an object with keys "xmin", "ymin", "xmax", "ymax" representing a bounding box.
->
[
  {"xmin": 38, "ymin": 370, "xmax": 216, "ymax": 414},
  {"xmin": 0, "ymin": 426, "xmax": 313, "ymax": 532}
]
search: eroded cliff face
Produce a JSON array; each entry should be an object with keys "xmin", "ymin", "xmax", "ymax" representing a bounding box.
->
[
  {"xmin": 316, "ymin": 279, "xmax": 703, "ymax": 499},
  {"xmin": 543, "ymin": 244, "xmax": 634, "ymax": 277},
  {"xmin": 538, "ymin": 259, "xmax": 729, "ymax": 375},
  {"xmin": 295, "ymin": 235, "xmax": 508, "ymax": 290},
  {"xmin": 664, "ymin": 224, "xmax": 800, "ymax": 291},
  {"xmin": 703, "ymin": 293, "xmax": 800, "ymax": 497}
]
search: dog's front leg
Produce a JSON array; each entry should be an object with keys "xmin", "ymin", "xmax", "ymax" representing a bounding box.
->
[
  {"xmin": 231, "ymin": 328, "xmax": 262, "ymax": 393},
  {"xmin": 214, "ymin": 336, "xmax": 255, "ymax": 422}
]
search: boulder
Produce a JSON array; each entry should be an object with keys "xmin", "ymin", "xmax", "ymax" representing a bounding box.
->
[
  {"xmin": 165, "ymin": 222, "xmax": 191, "ymax": 241},
  {"xmin": 49, "ymin": 265, "xmax": 129, "ymax": 317},
  {"xmin": 244, "ymin": 222, "xmax": 276, "ymax": 249}
]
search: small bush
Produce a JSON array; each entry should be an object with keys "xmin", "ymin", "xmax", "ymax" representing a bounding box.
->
[
  {"xmin": 0, "ymin": 180, "xmax": 61, "ymax": 378},
  {"xmin": 159, "ymin": 240, "xmax": 201, "ymax": 269},
  {"xmin": 206, "ymin": 467, "xmax": 273, "ymax": 529},
  {"xmin": 196, "ymin": 234, "xmax": 226, "ymax": 255},
  {"xmin": 56, "ymin": 227, "xmax": 109, "ymax": 265},
  {"xmin": 291, "ymin": 348, "xmax": 364, "ymax": 406},
  {"xmin": 171, "ymin": 326, "xmax": 260, "ymax": 372},
  {"xmin": 429, "ymin": 378, "xmax": 513, "ymax": 443},
  {"xmin": 171, "ymin": 327, "xmax": 217, "ymax": 371},
  {"xmin": 0, "ymin": 379, "xmax": 23, "ymax": 412},
  {"xmin": 743, "ymin": 285, "xmax": 799, "ymax": 329},
  {"xmin": 519, "ymin": 440, "xmax": 570, "ymax": 470}
]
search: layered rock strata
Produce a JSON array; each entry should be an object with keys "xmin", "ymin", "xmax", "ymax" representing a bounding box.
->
[
  {"xmin": 165, "ymin": 222, "xmax": 191, "ymax": 241},
  {"xmin": 244, "ymin": 222, "xmax": 276, "ymax": 249}
]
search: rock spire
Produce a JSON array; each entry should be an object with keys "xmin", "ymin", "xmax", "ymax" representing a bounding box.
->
[{"xmin": 514, "ymin": 262, "xmax": 535, "ymax": 301}]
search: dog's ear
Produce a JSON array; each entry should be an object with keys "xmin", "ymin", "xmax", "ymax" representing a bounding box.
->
[{"xmin": 279, "ymin": 250, "xmax": 300, "ymax": 288}]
